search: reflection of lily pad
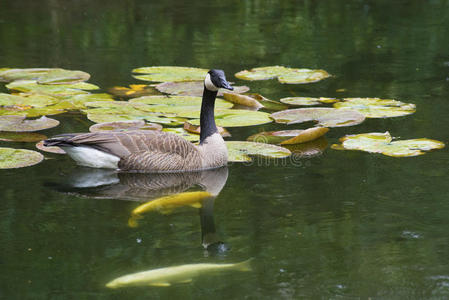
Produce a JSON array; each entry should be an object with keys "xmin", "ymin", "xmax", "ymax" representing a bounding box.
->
[
  {"xmin": 188, "ymin": 109, "xmax": 272, "ymax": 127},
  {"xmin": 0, "ymin": 147, "xmax": 44, "ymax": 169},
  {"xmin": 222, "ymin": 92, "xmax": 264, "ymax": 109},
  {"xmin": 36, "ymin": 141, "xmax": 66, "ymax": 154},
  {"xmin": 333, "ymin": 98, "xmax": 416, "ymax": 118},
  {"xmin": 247, "ymin": 127, "xmax": 329, "ymax": 145},
  {"xmin": 155, "ymin": 81, "xmax": 250, "ymax": 96},
  {"xmin": 0, "ymin": 115, "xmax": 59, "ymax": 132},
  {"xmin": 235, "ymin": 66, "xmax": 330, "ymax": 84},
  {"xmin": 0, "ymin": 68, "xmax": 90, "ymax": 84},
  {"xmin": 162, "ymin": 127, "xmax": 200, "ymax": 142},
  {"xmin": 89, "ymin": 120, "xmax": 162, "ymax": 132},
  {"xmin": 132, "ymin": 66, "xmax": 208, "ymax": 82},
  {"xmin": 280, "ymin": 97, "xmax": 337, "ymax": 106},
  {"xmin": 6, "ymin": 80, "xmax": 99, "ymax": 97},
  {"xmin": 271, "ymin": 107, "xmax": 365, "ymax": 127},
  {"xmin": 331, "ymin": 132, "xmax": 445, "ymax": 157},
  {"xmin": 0, "ymin": 132, "xmax": 47, "ymax": 142},
  {"xmin": 226, "ymin": 141, "xmax": 291, "ymax": 162}
]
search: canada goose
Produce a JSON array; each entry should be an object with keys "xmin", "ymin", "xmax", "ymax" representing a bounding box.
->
[{"xmin": 44, "ymin": 69, "xmax": 234, "ymax": 172}]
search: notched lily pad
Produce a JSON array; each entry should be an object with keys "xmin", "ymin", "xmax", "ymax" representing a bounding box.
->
[
  {"xmin": 132, "ymin": 66, "xmax": 208, "ymax": 82},
  {"xmin": 280, "ymin": 97, "xmax": 337, "ymax": 106},
  {"xmin": 333, "ymin": 98, "xmax": 416, "ymax": 118},
  {"xmin": 235, "ymin": 66, "xmax": 330, "ymax": 84},
  {"xmin": 247, "ymin": 127, "xmax": 329, "ymax": 145},
  {"xmin": 155, "ymin": 81, "xmax": 250, "ymax": 97},
  {"xmin": 89, "ymin": 120, "xmax": 162, "ymax": 132},
  {"xmin": 331, "ymin": 132, "xmax": 445, "ymax": 157},
  {"xmin": 188, "ymin": 109, "xmax": 272, "ymax": 127},
  {"xmin": 222, "ymin": 92, "xmax": 264, "ymax": 109},
  {"xmin": 0, "ymin": 132, "xmax": 47, "ymax": 142},
  {"xmin": 0, "ymin": 68, "xmax": 90, "ymax": 84},
  {"xmin": 226, "ymin": 141, "xmax": 291, "ymax": 162},
  {"xmin": 36, "ymin": 140, "xmax": 66, "ymax": 154},
  {"xmin": 0, "ymin": 115, "xmax": 59, "ymax": 132},
  {"xmin": 271, "ymin": 107, "xmax": 365, "ymax": 127},
  {"xmin": 0, "ymin": 147, "xmax": 44, "ymax": 169}
]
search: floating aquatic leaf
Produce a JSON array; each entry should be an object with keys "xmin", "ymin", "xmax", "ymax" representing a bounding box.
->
[
  {"xmin": 162, "ymin": 127, "xmax": 200, "ymax": 142},
  {"xmin": 248, "ymin": 94, "xmax": 288, "ymax": 111},
  {"xmin": 235, "ymin": 66, "xmax": 330, "ymax": 84},
  {"xmin": 129, "ymin": 95, "xmax": 233, "ymax": 111},
  {"xmin": 331, "ymin": 132, "xmax": 445, "ymax": 157},
  {"xmin": 36, "ymin": 140, "xmax": 65, "ymax": 154},
  {"xmin": 188, "ymin": 109, "xmax": 272, "ymax": 127},
  {"xmin": 6, "ymin": 80, "xmax": 99, "ymax": 97},
  {"xmin": 280, "ymin": 97, "xmax": 337, "ymax": 106},
  {"xmin": 226, "ymin": 141, "xmax": 291, "ymax": 162},
  {"xmin": 86, "ymin": 113, "xmax": 186, "ymax": 126},
  {"xmin": 0, "ymin": 115, "xmax": 59, "ymax": 132},
  {"xmin": 247, "ymin": 127, "xmax": 329, "ymax": 145},
  {"xmin": 222, "ymin": 92, "xmax": 264, "ymax": 109},
  {"xmin": 132, "ymin": 66, "xmax": 208, "ymax": 82},
  {"xmin": 0, "ymin": 68, "xmax": 89, "ymax": 84},
  {"xmin": 183, "ymin": 122, "xmax": 231, "ymax": 137},
  {"xmin": 271, "ymin": 107, "xmax": 365, "ymax": 127},
  {"xmin": 0, "ymin": 147, "xmax": 44, "ymax": 169},
  {"xmin": 0, "ymin": 93, "xmax": 60, "ymax": 107},
  {"xmin": 108, "ymin": 84, "xmax": 158, "ymax": 98},
  {"xmin": 0, "ymin": 106, "xmax": 66, "ymax": 118},
  {"xmin": 333, "ymin": 98, "xmax": 416, "ymax": 118},
  {"xmin": 283, "ymin": 137, "xmax": 328, "ymax": 158},
  {"xmin": 67, "ymin": 93, "xmax": 115, "ymax": 109},
  {"xmin": 0, "ymin": 131, "xmax": 47, "ymax": 142},
  {"xmin": 89, "ymin": 120, "xmax": 162, "ymax": 132},
  {"xmin": 155, "ymin": 81, "xmax": 250, "ymax": 97}
]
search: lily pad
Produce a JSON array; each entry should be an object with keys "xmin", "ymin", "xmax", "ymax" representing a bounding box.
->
[
  {"xmin": 162, "ymin": 127, "xmax": 200, "ymax": 142},
  {"xmin": 271, "ymin": 107, "xmax": 365, "ymax": 127},
  {"xmin": 0, "ymin": 93, "xmax": 60, "ymax": 107},
  {"xmin": 222, "ymin": 92, "xmax": 264, "ymax": 109},
  {"xmin": 280, "ymin": 97, "xmax": 337, "ymax": 106},
  {"xmin": 0, "ymin": 147, "xmax": 44, "ymax": 169},
  {"xmin": 132, "ymin": 66, "xmax": 208, "ymax": 82},
  {"xmin": 155, "ymin": 81, "xmax": 250, "ymax": 96},
  {"xmin": 188, "ymin": 109, "xmax": 272, "ymax": 127},
  {"xmin": 283, "ymin": 137, "xmax": 328, "ymax": 158},
  {"xmin": 331, "ymin": 132, "xmax": 445, "ymax": 157},
  {"xmin": 0, "ymin": 68, "xmax": 90, "ymax": 84},
  {"xmin": 247, "ymin": 127, "xmax": 329, "ymax": 145},
  {"xmin": 248, "ymin": 94, "xmax": 289, "ymax": 111},
  {"xmin": 36, "ymin": 140, "xmax": 66, "ymax": 154},
  {"xmin": 6, "ymin": 80, "xmax": 99, "ymax": 97},
  {"xmin": 226, "ymin": 141, "xmax": 291, "ymax": 162},
  {"xmin": 0, "ymin": 132, "xmax": 47, "ymax": 142},
  {"xmin": 0, "ymin": 115, "xmax": 59, "ymax": 132},
  {"xmin": 89, "ymin": 120, "xmax": 162, "ymax": 132},
  {"xmin": 108, "ymin": 84, "xmax": 158, "ymax": 98},
  {"xmin": 333, "ymin": 98, "xmax": 416, "ymax": 118},
  {"xmin": 183, "ymin": 122, "xmax": 231, "ymax": 137},
  {"xmin": 129, "ymin": 95, "xmax": 233, "ymax": 110},
  {"xmin": 235, "ymin": 66, "xmax": 330, "ymax": 84},
  {"xmin": 67, "ymin": 93, "xmax": 115, "ymax": 109}
]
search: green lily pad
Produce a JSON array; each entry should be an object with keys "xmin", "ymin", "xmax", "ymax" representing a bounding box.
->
[
  {"xmin": 0, "ymin": 93, "xmax": 60, "ymax": 107},
  {"xmin": 235, "ymin": 66, "xmax": 330, "ymax": 84},
  {"xmin": 271, "ymin": 107, "xmax": 365, "ymax": 127},
  {"xmin": 183, "ymin": 122, "xmax": 231, "ymax": 137},
  {"xmin": 0, "ymin": 115, "xmax": 59, "ymax": 132},
  {"xmin": 283, "ymin": 137, "xmax": 328, "ymax": 158},
  {"xmin": 108, "ymin": 84, "xmax": 158, "ymax": 98},
  {"xmin": 247, "ymin": 127, "xmax": 329, "ymax": 145},
  {"xmin": 333, "ymin": 98, "xmax": 416, "ymax": 118},
  {"xmin": 162, "ymin": 127, "xmax": 200, "ymax": 142},
  {"xmin": 226, "ymin": 141, "xmax": 291, "ymax": 162},
  {"xmin": 132, "ymin": 66, "xmax": 208, "ymax": 82},
  {"xmin": 0, "ymin": 147, "xmax": 44, "ymax": 169},
  {"xmin": 89, "ymin": 120, "xmax": 162, "ymax": 132},
  {"xmin": 187, "ymin": 109, "xmax": 272, "ymax": 127},
  {"xmin": 6, "ymin": 80, "xmax": 99, "ymax": 97},
  {"xmin": 68, "ymin": 93, "xmax": 115, "ymax": 109},
  {"xmin": 129, "ymin": 95, "xmax": 233, "ymax": 109},
  {"xmin": 280, "ymin": 97, "xmax": 337, "ymax": 106},
  {"xmin": 0, "ymin": 68, "xmax": 90, "ymax": 84},
  {"xmin": 35, "ymin": 140, "xmax": 66, "ymax": 154},
  {"xmin": 155, "ymin": 81, "xmax": 250, "ymax": 97},
  {"xmin": 0, "ymin": 132, "xmax": 47, "ymax": 142},
  {"xmin": 331, "ymin": 132, "xmax": 445, "ymax": 157}
]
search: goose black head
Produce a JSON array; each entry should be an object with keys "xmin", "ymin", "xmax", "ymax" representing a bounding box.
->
[{"xmin": 204, "ymin": 69, "xmax": 234, "ymax": 92}]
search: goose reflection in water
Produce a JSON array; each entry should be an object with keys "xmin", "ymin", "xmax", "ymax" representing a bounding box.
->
[{"xmin": 51, "ymin": 166, "xmax": 229, "ymax": 253}]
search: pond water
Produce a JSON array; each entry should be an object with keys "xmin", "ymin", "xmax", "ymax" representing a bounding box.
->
[{"xmin": 1, "ymin": 0, "xmax": 449, "ymax": 298}]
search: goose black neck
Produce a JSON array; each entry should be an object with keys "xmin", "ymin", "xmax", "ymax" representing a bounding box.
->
[{"xmin": 200, "ymin": 88, "xmax": 218, "ymax": 144}]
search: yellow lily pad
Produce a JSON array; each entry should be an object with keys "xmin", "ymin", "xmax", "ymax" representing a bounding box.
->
[
  {"xmin": 222, "ymin": 92, "xmax": 264, "ymax": 109},
  {"xmin": 155, "ymin": 81, "xmax": 250, "ymax": 96},
  {"xmin": 333, "ymin": 98, "xmax": 416, "ymax": 118},
  {"xmin": 271, "ymin": 107, "xmax": 365, "ymax": 127},
  {"xmin": 132, "ymin": 66, "xmax": 208, "ymax": 82},
  {"xmin": 226, "ymin": 141, "xmax": 291, "ymax": 162},
  {"xmin": 108, "ymin": 84, "xmax": 158, "ymax": 98},
  {"xmin": 280, "ymin": 97, "xmax": 337, "ymax": 106},
  {"xmin": 331, "ymin": 132, "xmax": 445, "ymax": 157},
  {"xmin": 248, "ymin": 94, "xmax": 288, "ymax": 111},
  {"xmin": 0, "ymin": 147, "xmax": 44, "ymax": 169},
  {"xmin": 89, "ymin": 120, "xmax": 162, "ymax": 132},
  {"xmin": 183, "ymin": 122, "xmax": 231, "ymax": 137},
  {"xmin": 0, "ymin": 68, "xmax": 90, "ymax": 84},
  {"xmin": 247, "ymin": 127, "xmax": 329, "ymax": 145},
  {"xmin": 235, "ymin": 66, "xmax": 330, "ymax": 84},
  {"xmin": 0, "ymin": 115, "xmax": 59, "ymax": 132}
]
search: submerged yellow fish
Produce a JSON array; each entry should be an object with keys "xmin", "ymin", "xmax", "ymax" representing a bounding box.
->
[{"xmin": 105, "ymin": 258, "xmax": 253, "ymax": 288}]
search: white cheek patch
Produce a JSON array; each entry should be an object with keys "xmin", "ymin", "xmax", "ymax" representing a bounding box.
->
[{"xmin": 204, "ymin": 73, "xmax": 219, "ymax": 91}]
